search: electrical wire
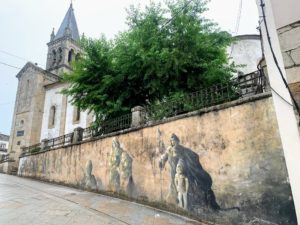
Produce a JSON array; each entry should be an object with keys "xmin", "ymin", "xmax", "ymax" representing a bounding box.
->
[
  {"xmin": 1, "ymin": 1, "xmax": 194, "ymax": 71},
  {"xmin": 270, "ymin": 86, "xmax": 293, "ymax": 107},
  {"xmin": 161, "ymin": 0, "xmax": 194, "ymax": 29},
  {"xmin": 0, "ymin": 61, "xmax": 22, "ymax": 70},
  {"xmin": 0, "ymin": 49, "xmax": 45, "ymax": 68},
  {"xmin": 229, "ymin": 0, "xmax": 243, "ymax": 57},
  {"xmin": 0, "ymin": 102, "xmax": 14, "ymax": 106},
  {"xmin": 259, "ymin": 0, "xmax": 300, "ymax": 120},
  {"xmin": 0, "ymin": 50, "xmax": 29, "ymax": 62},
  {"xmin": 234, "ymin": 0, "xmax": 243, "ymax": 35}
]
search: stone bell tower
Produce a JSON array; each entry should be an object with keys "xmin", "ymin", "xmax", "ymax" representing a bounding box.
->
[
  {"xmin": 6, "ymin": 3, "xmax": 82, "ymax": 174},
  {"xmin": 46, "ymin": 3, "xmax": 81, "ymax": 76}
]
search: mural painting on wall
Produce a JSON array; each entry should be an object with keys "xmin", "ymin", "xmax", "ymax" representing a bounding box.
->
[
  {"xmin": 159, "ymin": 133, "xmax": 220, "ymax": 211},
  {"xmin": 81, "ymin": 159, "xmax": 103, "ymax": 191},
  {"xmin": 109, "ymin": 138, "xmax": 134, "ymax": 196},
  {"xmin": 84, "ymin": 160, "xmax": 97, "ymax": 191},
  {"xmin": 19, "ymin": 158, "xmax": 26, "ymax": 176}
]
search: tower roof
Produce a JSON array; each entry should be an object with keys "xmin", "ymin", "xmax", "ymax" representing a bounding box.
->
[{"xmin": 54, "ymin": 3, "xmax": 80, "ymax": 41}]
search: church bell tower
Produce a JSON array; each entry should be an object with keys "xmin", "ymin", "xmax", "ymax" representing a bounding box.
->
[{"xmin": 46, "ymin": 3, "xmax": 81, "ymax": 75}]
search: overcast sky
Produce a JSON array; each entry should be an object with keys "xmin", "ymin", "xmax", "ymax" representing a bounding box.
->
[{"xmin": 0, "ymin": 0, "xmax": 259, "ymax": 135}]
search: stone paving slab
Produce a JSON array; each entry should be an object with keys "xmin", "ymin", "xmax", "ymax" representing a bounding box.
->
[{"xmin": 0, "ymin": 174, "xmax": 207, "ymax": 225}]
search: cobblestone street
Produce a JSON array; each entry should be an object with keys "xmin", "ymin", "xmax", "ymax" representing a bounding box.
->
[{"xmin": 0, "ymin": 174, "xmax": 204, "ymax": 225}]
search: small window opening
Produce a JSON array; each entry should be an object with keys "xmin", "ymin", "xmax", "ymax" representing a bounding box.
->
[
  {"xmin": 68, "ymin": 49, "xmax": 74, "ymax": 63},
  {"xmin": 73, "ymin": 106, "xmax": 81, "ymax": 123},
  {"xmin": 58, "ymin": 48, "xmax": 63, "ymax": 63},
  {"xmin": 49, "ymin": 106, "xmax": 56, "ymax": 128},
  {"xmin": 52, "ymin": 50, "xmax": 56, "ymax": 65}
]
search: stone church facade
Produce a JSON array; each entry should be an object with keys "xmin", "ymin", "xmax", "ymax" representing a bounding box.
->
[{"xmin": 8, "ymin": 4, "xmax": 93, "ymax": 169}]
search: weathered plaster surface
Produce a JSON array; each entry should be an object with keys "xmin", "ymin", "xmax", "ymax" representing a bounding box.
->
[
  {"xmin": 8, "ymin": 64, "xmax": 55, "ymax": 166},
  {"xmin": 41, "ymin": 83, "xmax": 89, "ymax": 140},
  {"xmin": 18, "ymin": 96, "xmax": 296, "ymax": 225},
  {"xmin": 229, "ymin": 35, "xmax": 262, "ymax": 75},
  {"xmin": 40, "ymin": 84, "xmax": 65, "ymax": 140},
  {"xmin": 0, "ymin": 162, "xmax": 9, "ymax": 173}
]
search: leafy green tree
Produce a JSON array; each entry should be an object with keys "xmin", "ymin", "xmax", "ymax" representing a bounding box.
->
[{"xmin": 63, "ymin": 0, "xmax": 235, "ymax": 124}]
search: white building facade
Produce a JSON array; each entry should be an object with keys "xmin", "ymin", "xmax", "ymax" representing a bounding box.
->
[
  {"xmin": 40, "ymin": 82, "xmax": 91, "ymax": 141},
  {"xmin": 0, "ymin": 133, "xmax": 9, "ymax": 156},
  {"xmin": 229, "ymin": 34, "xmax": 262, "ymax": 75}
]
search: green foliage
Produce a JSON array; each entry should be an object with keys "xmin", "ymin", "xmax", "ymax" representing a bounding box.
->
[
  {"xmin": 30, "ymin": 147, "xmax": 41, "ymax": 154},
  {"xmin": 145, "ymin": 81, "xmax": 241, "ymax": 121},
  {"xmin": 63, "ymin": 0, "xmax": 236, "ymax": 125}
]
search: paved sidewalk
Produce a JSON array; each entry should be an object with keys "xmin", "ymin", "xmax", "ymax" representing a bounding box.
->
[{"xmin": 0, "ymin": 174, "xmax": 205, "ymax": 225}]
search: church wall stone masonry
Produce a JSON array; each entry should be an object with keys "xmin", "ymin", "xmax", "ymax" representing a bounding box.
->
[
  {"xmin": 7, "ymin": 4, "xmax": 91, "ymax": 171},
  {"xmin": 18, "ymin": 94, "xmax": 297, "ymax": 225}
]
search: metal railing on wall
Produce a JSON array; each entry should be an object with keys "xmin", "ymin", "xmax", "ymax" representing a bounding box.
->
[
  {"xmin": 145, "ymin": 70, "xmax": 268, "ymax": 120},
  {"xmin": 0, "ymin": 154, "xmax": 14, "ymax": 164},
  {"xmin": 21, "ymin": 70, "xmax": 269, "ymax": 157},
  {"xmin": 43, "ymin": 133, "xmax": 74, "ymax": 149},
  {"xmin": 82, "ymin": 113, "xmax": 132, "ymax": 139}
]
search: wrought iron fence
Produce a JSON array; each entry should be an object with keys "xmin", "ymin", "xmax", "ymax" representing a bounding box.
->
[
  {"xmin": 97, "ymin": 113, "xmax": 132, "ymax": 136},
  {"xmin": 22, "ymin": 133, "xmax": 73, "ymax": 156},
  {"xmin": 82, "ymin": 113, "xmax": 132, "ymax": 140},
  {"xmin": 22, "ymin": 143, "xmax": 41, "ymax": 155},
  {"xmin": 22, "ymin": 114, "xmax": 132, "ymax": 156},
  {"xmin": 145, "ymin": 70, "xmax": 268, "ymax": 120},
  {"xmin": 236, "ymin": 70, "xmax": 268, "ymax": 96},
  {"xmin": 83, "ymin": 126, "xmax": 94, "ymax": 140},
  {"xmin": 0, "ymin": 154, "xmax": 9, "ymax": 163},
  {"xmin": 43, "ymin": 133, "xmax": 73, "ymax": 149},
  {"xmin": 21, "ymin": 70, "xmax": 268, "ymax": 156}
]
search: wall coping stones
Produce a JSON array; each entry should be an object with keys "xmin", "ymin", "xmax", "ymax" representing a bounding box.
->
[{"xmin": 20, "ymin": 91, "xmax": 272, "ymax": 158}]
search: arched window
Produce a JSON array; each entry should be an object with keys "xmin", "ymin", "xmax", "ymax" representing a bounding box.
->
[
  {"xmin": 20, "ymin": 120, "xmax": 24, "ymax": 126},
  {"xmin": 68, "ymin": 49, "xmax": 74, "ymax": 63},
  {"xmin": 58, "ymin": 48, "xmax": 63, "ymax": 63},
  {"xmin": 49, "ymin": 106, "xmax": 56, "ymax": 128},
  {"xmin": 75, "ymin": 53, "xmax": 81, "ymax": 61},
  {"xmin": 52, "ymin": 50, "xmax": 56, "ymax": 65},
  {"xmin": 73, "ymin": 106, "xmax": 80, "ymax": 123}
]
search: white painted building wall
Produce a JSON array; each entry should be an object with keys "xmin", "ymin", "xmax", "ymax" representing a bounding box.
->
[
  {"xmin": 40, "ymin": 83, "xmax": 90, "ymax": 140},
  {"xmin": 40, "ymin": 84, "xmax": 64, "ymax": 140},
  {"xmin": 0, "ymin": 139, "xmax": 9, "ymax": 157},
  {"xmin": 64, "ymin": 99, "xmax": 88, "ymax": 134},
  {"xmin": 229, "ymin": 35, "xmax": 262, "ymax": 75},
  {"xmin": 0, "ymin": 141, "xmax": 9, "ymax": 150},
  {"xmin": 0, "ymin": 134, "xmax": 9, "ymax": 156},
  {"xmin": 256, "ymin": 0, "xmax": 300, "ymax": 221}
]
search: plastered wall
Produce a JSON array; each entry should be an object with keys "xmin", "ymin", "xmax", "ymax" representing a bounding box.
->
[{"xmin": 18, "ymin": 95, "xmax": 296, "ymax": 225}]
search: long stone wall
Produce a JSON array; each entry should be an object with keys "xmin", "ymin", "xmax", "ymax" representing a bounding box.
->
[
  {"xmin": 0, "ymin": 162, "xmax": 8, "ymax": 173},
  {"xmin": 18, "ymin": 93, "xmax": 297, "ymax": 225}
]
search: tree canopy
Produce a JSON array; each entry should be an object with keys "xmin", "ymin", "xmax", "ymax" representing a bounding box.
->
[{"xmin": 62, "ymin": 0, "xmax": 235, "ymax": 124}]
